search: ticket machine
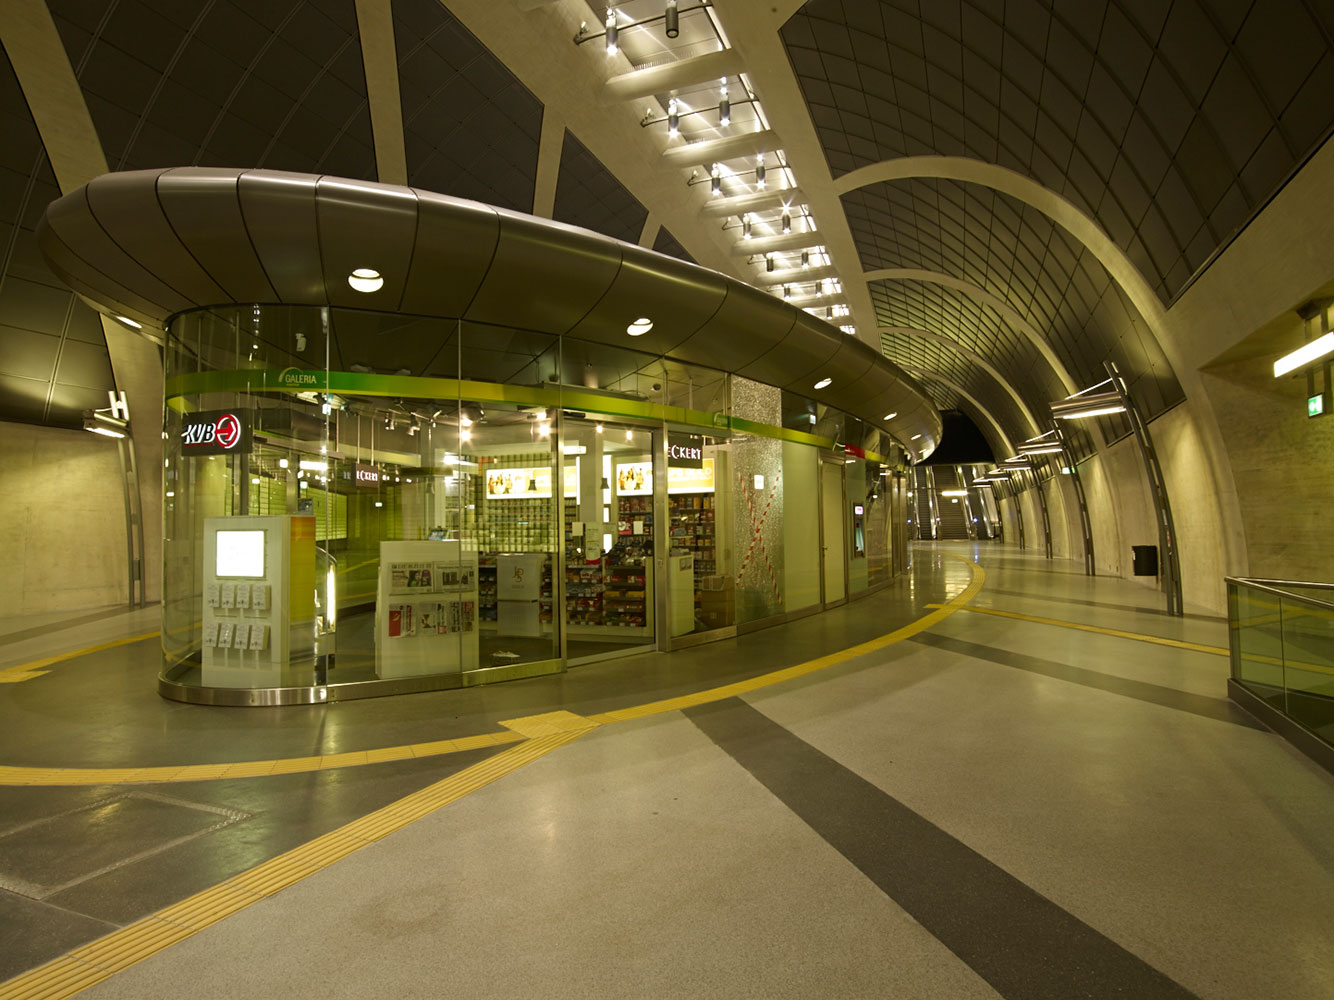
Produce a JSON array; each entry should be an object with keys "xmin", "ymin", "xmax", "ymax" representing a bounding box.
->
[{"xmin": 202, "ymin": 515, "xmax": 316, "ymax": 688}]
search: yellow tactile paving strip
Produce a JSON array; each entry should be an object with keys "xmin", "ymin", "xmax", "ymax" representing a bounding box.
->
[
  {"xmin": 938, "ymin": 604, "xmax": 1231, "ymax": 655},
  {"xmin": 0, "ymin": 557, "xmax": 984, "ymax": 789},
  {"xmin": 0, "ymin": 729, "xmax": 587, "ymax": 1000},
  {"xmin": 0, "ymin": 631, "xmax": 159, "ymax": 684}
]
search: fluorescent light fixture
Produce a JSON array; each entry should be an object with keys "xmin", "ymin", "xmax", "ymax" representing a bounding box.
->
[
  {"xmin": 1273, "ymin": 332, "xmax": 1334, "ymax": 377},
  {"xmin": 813, "ymin": 377, "xmax": 832, "ymax": 389},
  {"xmin": 1017, "ymin": 444, "xmax": 1063, "ymax": 455},
  {"xmin": 974, "ymin": 481, "xmax": 993, "ymax": 488},
  {"xmin": 940, "ymin": 490, "xmax": 968, "ymax": 497},
  {"xmin": 348, "ymin": 268, "xmax": 383, "ymax": 293},
  {"xmin": 627, "ymin": 317, "xmax": 653, "ymax": 336},
  {"xmin": 911, "ymin": 434, "xmax": 921, "ymax": 440},
  {"xmin": 114, "ymin": 315, "xmax": 142, "ymax": 329},
  {"xmin": 298, "ymin": 459, "xmax": 328, "ymax": 472},
  {"xmin": 83, "ymin": 423, "xmax": 126, "ymax": 438},
  {"xmin": 1050, "ymin": 391, "xmax": 1125, "ymax": 420},
  {"xmin": 883, "ymin": 412, "xmax": 897, "ymax": 420}
]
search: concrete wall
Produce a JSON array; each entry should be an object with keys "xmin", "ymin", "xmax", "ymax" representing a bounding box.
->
[{"xmin": 0, "ymin": 421, "xmax": 131, "ymax": 613}]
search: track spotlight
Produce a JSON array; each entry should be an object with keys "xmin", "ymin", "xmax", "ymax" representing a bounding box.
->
[
  {"xmin": 665, "ymin": 0, "xmax": 678, "ymax": 38},
  {"xmin": 605, "ymin": 8, "xmax": 618, "ymax": 55}
]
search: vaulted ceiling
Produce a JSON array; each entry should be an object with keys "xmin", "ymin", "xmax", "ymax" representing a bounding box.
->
[{"xmin": 1, "ymin": 0, "xmax": 1331, "ymax": 461}]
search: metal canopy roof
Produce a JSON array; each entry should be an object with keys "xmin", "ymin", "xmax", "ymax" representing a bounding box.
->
[{"xmin": 36, "ymin": 166, "xmax": 940, "ymax": 452}]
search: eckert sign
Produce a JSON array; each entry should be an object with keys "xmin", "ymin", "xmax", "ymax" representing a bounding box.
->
[
  {"xmin": 667, "ymin": 433, "xmax": 703, "ymax": 469},
  {"xmin": 181, "ymin": 409, "xmax": 251, "ymax": 455}
]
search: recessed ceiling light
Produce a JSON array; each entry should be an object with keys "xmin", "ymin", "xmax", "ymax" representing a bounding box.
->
[
  {"xmin": 883, "ymin": 412, "xmax": 897, "ymax": 420},
  {"xmin": 348, "ymin": 268, "xmax": 383, "ymax": 293},
  {"xmin": 626, "ymin": 318, "xmax": 653, "ymax": 337},
  {"xmin": 813, "ymin": 377, "xmax": 832, "ymax": 389}
]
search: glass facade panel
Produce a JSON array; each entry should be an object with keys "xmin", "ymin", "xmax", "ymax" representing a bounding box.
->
[{"xmin": 160, "ymin": 306, "xmax": 917, "ymax": 702}]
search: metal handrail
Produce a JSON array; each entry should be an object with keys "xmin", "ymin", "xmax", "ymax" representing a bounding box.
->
[{"xmin": 1226, "ymin": 576, "xmax": 1334, "ymax": 613}]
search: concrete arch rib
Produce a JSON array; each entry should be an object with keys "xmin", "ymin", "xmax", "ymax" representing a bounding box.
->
[
  {"xmin": 837, "ymin": 156, "xmax": 1170, "ymax": 349},
  {"xmin": 865, "ymin": 268, "xmax": 1077, "ymax": 394},
  {"xmin": 901, "ymin": 366, "xmax": 1015, "ymax": 458},
  {"xmin": 880, "ymin": 326, "xmax": 1041, "ymax": 437}
]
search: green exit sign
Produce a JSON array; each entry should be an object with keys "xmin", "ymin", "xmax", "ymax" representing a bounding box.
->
[{"xmin": 1309, "ymin": 393, "xmax": 1325, "ymax": 417}]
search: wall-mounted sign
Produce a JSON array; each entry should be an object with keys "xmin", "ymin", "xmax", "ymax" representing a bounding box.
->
[
  {"xmin": 354, "ymin": 464, "xmax": 380, "ymax": 486},
  {"xmin": 485, "ymin": 464, "xmax": 580, "ymax": 500},
  {"xmin": 854, "ymin": 504, "xmax": 865, "ymax": 516},
  {"xmin": 615, "ymin": 458, "xmax": 715, "ymax": 495},
  {"xmin": 182, "ymin": 409, "xmax": 251, "ymax": 455},
  {"xmin": 667, "ymin": 433, "xmax": 704, "ymax": 469},
  {"xmin": 1309, "ymin": 393, "xmax": 1326, "ymax": 418},
  {"xmin": 842, "ymin": 443, "xmax": 866, "ymax": 458}
]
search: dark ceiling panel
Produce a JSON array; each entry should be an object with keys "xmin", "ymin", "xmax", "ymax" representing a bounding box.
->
[
  {"xmin": 47, "ymin": 0, "xmax": 376, "ymax": 180},
  {"xmin": 652, "ymin": 227, "xmax": 695, "ymax": 264},
  {"xmin": 783, "ymin": 0, "xmax": 1334, "ymax": 302},
  {"xmin": 552, "ymin": 129, "xmax": 648, "ymax": 244},
  {"xmin": 0, "ymin": 46, "xmax": 115, "ymax": 430},
  {"xmin": 393, "ymin": 0, "xmax": 542, "ymax": 211}
]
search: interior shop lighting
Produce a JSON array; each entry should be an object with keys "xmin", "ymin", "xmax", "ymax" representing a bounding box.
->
[
  {"xmin": 347, "ymin": 268, "xmax": 383, "ymax": 293},
  {"xmin": 595, "ymin": 423, "xmax": 603, "ymax": 433},
  {"xmin": 299, "ymin": 459, "xmax": 327, "ymax": 472},
  {"xmin": 627, "ymin": 317, "xmax": 653, "ymax": 336},
  {"xmin": 813, "ymin": 377, "xmax": 832, "ymax": 389},
  {"xmin": 665, "ymin": 0, "xmax": 678, "ymax": 37},
  {"xmin": 605, "ymin": 8, "xmax": 618, "ymax": 55},
  {"xmin": 883, "ymin": 412, "xmax": 897, "ymax": 420},
  {"xmin": 625, "ymin": 428, "xmax": 633, "ymax": 440},
  {"xmin": 1050, "ymin": 390, "xmax": 1125, "ymax": 420},
  {"xmin": 538, "ymin": 422, "xmax": 551, "ymax": 437},
  {"xmin": 1273, "ymin": 331, "xmax": 1334, "ymax": 377},
  {"xmin": 755, "ymin": 156, "xmax": 766, "ymax": 189}
]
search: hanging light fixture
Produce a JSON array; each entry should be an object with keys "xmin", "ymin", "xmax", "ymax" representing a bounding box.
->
[
  {"xmin": 801, "ymin": 251, "xmax": 810, "ymax": 268},
  {"xmin": 755, "ymin": 155, "xmax": 766, "ymax": 189},
  {"xmin": 667, "ymin": 98, "xmax": 678, "ymax": 137},
  {"xmin": 605, "ymin": 8, "xmax": 618, "ymax": 55},
  {"xmin": 766, "ymin": 254, "xmax": 774, "ymax": 272},
  {"xmin": 781, "ymin": 209, "xmax": 791, "ymax": 234},
  {"xmin": 710, "ymin": 163, "xmax": 721, "ymax": 196},
  {"xmin": 665, "ymin": 0, "xmax": 679, "ymax": 38},
  {"xmin": 782, "ymin": 284, "xmax": 790, "ymax": 299},
  {"xmin": 826, "ymin": 306, "xmax": 832, "ymax": 320},
  {"xmin": 718, "ymin": 79, "xmax": 730, "ymax": 127},
  {"xmin": 743, "ymin": 214, "xmax": 752, "ymax": 239}
]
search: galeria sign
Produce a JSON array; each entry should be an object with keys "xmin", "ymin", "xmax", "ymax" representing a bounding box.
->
[
  {"xmin": 667, "ymin": 432, "xmax": 703, "ymax": 469},
  {"xmin": 181, "ymin": 408, "xmax": 252, "ymax": 455}
]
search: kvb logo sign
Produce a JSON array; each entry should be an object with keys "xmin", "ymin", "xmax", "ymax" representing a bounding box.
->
[{"xmin": 181, "ymin": 409, "xmax": 252, "ymax": 456}]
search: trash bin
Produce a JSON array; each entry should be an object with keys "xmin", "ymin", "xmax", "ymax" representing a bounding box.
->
[{"xmin": 1131, "ymin": 544, "xmax": 1158, "ymax": 576}]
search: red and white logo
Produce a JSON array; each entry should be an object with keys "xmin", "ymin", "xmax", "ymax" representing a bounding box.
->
[
  {"xmin": 182, "ymin": 410, "xmax": 247, "ymax": 451},
  {"xmin": 213, "ymin": 413, "xmax": 242, "ymax": 450}
]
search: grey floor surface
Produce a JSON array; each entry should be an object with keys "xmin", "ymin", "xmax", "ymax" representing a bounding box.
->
[{"xmin": 4, "ymin": 542, "xmax": 1334, "ymax": 999}]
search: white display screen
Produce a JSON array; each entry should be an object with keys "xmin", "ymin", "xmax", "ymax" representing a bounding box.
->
[{"xmin": 216, "ymin": 530, "xmax": 265, "ymax": 578}]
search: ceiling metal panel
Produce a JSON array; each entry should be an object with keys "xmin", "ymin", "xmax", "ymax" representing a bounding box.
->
[
  {"xmin": 85, "ymin": 171, "xmax": 228, "ymax": 307},
  {"xmin": 155, "ymin": 168, "xmax": 278, "ymax": 301},
  {"xmin": 671, "ymin": 282, "xmax": 795, "ymax": 372},
  {"xmin": 316, "ymin": 177, "xmax": 419, "ymax": 313},
  {"xmin": 38, "ymin": 168, "xmax": 940, "ymax": 446},
  {"xmin": 399, "ymin": 190, "xmax": 500, "ymax": 317},
  {"xmin": 464, "ymin": 211, "xmax": 623, "ymax": 333},
  {"xmin": 43, "ymin": 189, "xmax": 188, "ymax": 317},
  {"xmin": 565, "ymin": 248, "xmax": 728, "ymax": 356},
  {"xmin": 237, "ymin": 170, "xmax": 324, "ymax": 303}
]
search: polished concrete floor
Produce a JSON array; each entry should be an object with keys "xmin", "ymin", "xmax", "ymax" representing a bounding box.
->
[{"xmin": 2, "ymin": 542, "xmax": 1333, "ymax": 998}]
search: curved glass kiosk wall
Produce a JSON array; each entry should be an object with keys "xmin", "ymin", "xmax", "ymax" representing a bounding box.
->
[{"xmin": 160, "ymin": 304, "xmax": 906, "ymax": 705}]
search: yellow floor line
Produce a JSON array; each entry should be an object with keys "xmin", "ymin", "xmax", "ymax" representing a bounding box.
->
[
  {"xmin": 0, "ymin": 557, "xmax": 984, "ymax": 787},
  {"xmin": 0, "ymin": 728, "xmax": 589, "ymax": 1000},
  {"xmin": 0, "ymin": 631, "xmax": 159, "ymax": 684},
  {"xmin": 935, "ymin": 604, "xmax": 1229, "ymax": 656}
]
